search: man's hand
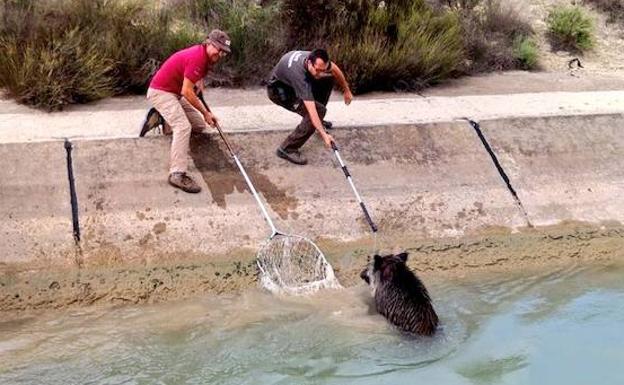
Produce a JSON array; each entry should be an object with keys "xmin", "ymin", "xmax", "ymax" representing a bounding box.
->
[
  {"xmin": 182, "ymin": 77, "xmax": 218, "ymax": 129},
  {"xmin": 322, "ymin": 132, "xmax": 334, "ymax": 148},
  {"xmin": 330, "ymin": 63, "xmax": 352, "ymax": 105},
  {"xmin": 344, "ymin": 89, "xmax": 353, "ymax": 105},
  {"xmin": 203, "ymin": 111, "xmax": 217, "ymax": 127}
]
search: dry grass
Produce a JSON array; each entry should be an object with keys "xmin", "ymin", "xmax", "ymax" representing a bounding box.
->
[{"xmin": 0, "ymin": 0, "xmax": 200, "ymax": 110}]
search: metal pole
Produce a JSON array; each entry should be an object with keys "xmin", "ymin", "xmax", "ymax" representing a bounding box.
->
[
  {"xmin": 197, "ymin": 91, "xmax": 278, "ymax": 236},
  {"xmin": 331, "ymin": 142, "xmax": 378, "ymax": 233}
]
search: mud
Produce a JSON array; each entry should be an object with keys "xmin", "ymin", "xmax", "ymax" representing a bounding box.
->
[{"xmin": 1, "ymin": 221, "xmax": 623, "ymax": 316}]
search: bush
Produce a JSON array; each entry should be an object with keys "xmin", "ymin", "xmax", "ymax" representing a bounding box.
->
[
  {"xmin": 547, "ymin": 6, "xmax": 595, "ymax": 52},
  {"xmin": 436, "ymin": 0, "xmax": 535, "ymax": 73},
  {"xmin": 0, "ymin": 29, "xmax": 114, "ymax": 110},
  {"xmin": 281, "ymin": 0, "xmax": 464, "ymax": 93},
  {"xmin": 183, "ymin": 0, "xmax": 285, "ymax": 86},
  {"xmin": 0, "ymin": 0, "xmax": 201, "ymax": 110},
  {"xmin": 0, "ymin": 0, "xmax": 545, "ymax": 109},
  {"xmin": 281, "ymin": 0, "xmax": 375, "ymax": 47},
  {"xmin": 513, "ymin": 36, "xmax": 539, "ymax": 70}
]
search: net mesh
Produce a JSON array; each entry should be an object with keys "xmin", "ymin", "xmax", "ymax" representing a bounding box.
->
[{"xmin": 256, "ymin": 234, "xmax": 342, "ymax": 295}]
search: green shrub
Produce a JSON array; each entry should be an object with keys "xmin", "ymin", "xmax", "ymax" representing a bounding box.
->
[
  {"xmin": 547, "ymin": 6, "xmax": 595, "ymax": 52},
  {"xmin": 44, "ymin": 0, "xmax": 202, "ymax": 93},
  {"xmin": 183, "ymin": 0, "xmax": 285, "ymax": 86},
  {"xmin": 0, "ymin": 0, "xmax": 551, "ymax": 109},
  {"xmin": 0, "ymin": 29, "xmax": 114, "ymax": 110},
  {"xmin": 280, "ymin": 0, "xmax": 375, "ymax": 47},
  {"xmin": 281, "ymin": 0, "xmax": 464, "ymax": 93},
  {"xmin": 513, "ymin": 36, "xmax": 539, "ymax": 70},
  {"xmin": 0, "ymin": 0, "xmax": 200, "ymax": 110},
  {"xmin": 437, "ymin": 0, "xmax": 535, "ymax": 73}
]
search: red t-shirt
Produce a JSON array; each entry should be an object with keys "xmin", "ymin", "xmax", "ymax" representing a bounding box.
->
[{"xmin": 149, "ymin": 45, "xmax": 211, "ymax": 95}]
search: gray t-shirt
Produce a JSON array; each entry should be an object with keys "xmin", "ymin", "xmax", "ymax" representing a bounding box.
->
[{"xmin": 269, "ymin": 51, "xmax": 315, "ymax": 101}]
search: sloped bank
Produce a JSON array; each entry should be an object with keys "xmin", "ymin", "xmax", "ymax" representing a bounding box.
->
[{"xmin": 1, "ymin": 113, "xmax": 624, "ymax": 312}]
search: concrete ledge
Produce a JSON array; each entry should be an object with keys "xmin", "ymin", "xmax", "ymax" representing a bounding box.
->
[
  {"xmin": 2, "ymin": 90, "xmax": 624, "ymax": 143},
  {"xmin": 1, "ymin": 114, "xmax": 623, "ymax": 267}
]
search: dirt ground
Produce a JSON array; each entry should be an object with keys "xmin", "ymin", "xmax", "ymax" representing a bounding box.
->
[
  {"xmin": 523, "ymin": 0, "xmax": 624, "ymax": 74},
  {"xmin": 2, "ymin": 221, "xmax": 623, "ymax": 317}
]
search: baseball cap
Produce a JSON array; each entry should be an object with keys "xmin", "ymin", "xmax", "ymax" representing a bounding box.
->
[{"xmin": 207, "ymin": 29, "xmax": 231, "ymax": 53}]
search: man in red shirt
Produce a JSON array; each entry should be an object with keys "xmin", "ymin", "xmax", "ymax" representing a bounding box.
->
[{"xmin": 146, "ymin": 29, "xmax": 231, "ymax": 193}]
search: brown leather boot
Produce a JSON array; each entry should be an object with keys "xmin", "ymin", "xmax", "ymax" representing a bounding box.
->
[
  {"xmin": 168, "ymin": 172, "xmax": 201, "ymax": 193},
  {"xmin": 140, "ymin": 108, "xmax": 165, "ymax": 137},
  {"xmin": 276, "ymin": 148, "xmax": 307, "ymax": 165}
]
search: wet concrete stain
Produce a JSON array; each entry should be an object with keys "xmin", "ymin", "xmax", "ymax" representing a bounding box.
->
[{"xmin": 190, "ymin": 134, "xmax": 298, "ymax": 219}]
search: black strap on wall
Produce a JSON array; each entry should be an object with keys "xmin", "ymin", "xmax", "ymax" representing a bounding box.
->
[
  {"xmin": 466, "ymin": 119, "xmax": 532, "ymax": 227},
  {"xmin": 64, "ymin": 139, "xmax": 81, "ymax": 242}
]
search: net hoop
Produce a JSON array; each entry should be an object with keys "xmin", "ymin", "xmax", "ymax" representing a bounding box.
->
[{"xmin": 256, "ymin": 233, "xmax": 342, "ymax": 295}]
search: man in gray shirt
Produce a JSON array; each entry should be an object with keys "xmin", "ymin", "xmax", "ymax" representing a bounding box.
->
[{"xmin": 267, "ymin": 49, "xmax": 353, "ymax": 165}]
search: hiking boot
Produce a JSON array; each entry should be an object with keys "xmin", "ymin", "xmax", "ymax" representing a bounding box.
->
[
  {"xmin": 168, "ymin": 172, "xmax": 201, "ymax": 193},
  {"xmin": 276, "ymin": 148, "xmax": 307, "ymax": 165},
  {"xmin": 322, "ymin": 120, "xmax": 333, "ymax": 130},
  {"xmin": 139, "ymin": 108, "xmax": 165, "ymax": 137}
]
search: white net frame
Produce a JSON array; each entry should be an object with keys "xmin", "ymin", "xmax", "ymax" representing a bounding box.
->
[
  {"xmin": 256, "ymin": 233, "xmax": 341, "ymax": 295},
  {"xmin": 205, "ymin": 140, "xmax": 341, "ymax": 296}
]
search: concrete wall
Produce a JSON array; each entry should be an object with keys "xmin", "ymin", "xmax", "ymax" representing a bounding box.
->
[
  {"xmin": 0, "ymin": 142, "xmax": 74, "ymax": 263},
  {"xmin": 480, "ymin": 114, "xmax": 624, "ymax": 226},
  {"xmin": 1, "ymin": 114, "xmax": 623, "ymax": 265}
]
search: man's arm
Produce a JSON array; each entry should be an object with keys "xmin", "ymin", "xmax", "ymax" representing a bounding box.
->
[
  {"xmin": 195, "ymin": 79, "xmax": 205, "ymax": 93},
  {"xmin": 330, "ymin": 63, "xmax": 353, "ymax": 105},
  {"xmin": 181, "ymin": 77, "xmax": 216, "ymax": 126},
  {"xmin": 303, "ymin": 100, "xmax": 333, "ymax": 148}
]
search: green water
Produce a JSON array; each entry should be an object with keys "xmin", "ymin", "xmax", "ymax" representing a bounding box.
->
[{"xmin": 1, "ymin": 263, "xmax": 623, "ymax": 385}]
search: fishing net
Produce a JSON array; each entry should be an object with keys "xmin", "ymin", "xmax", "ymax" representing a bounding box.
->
[{"xmin": 256, "ymin": 233, "xmax": 341, "ymax": 295}]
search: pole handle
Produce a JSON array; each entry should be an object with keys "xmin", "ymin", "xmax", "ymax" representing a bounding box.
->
[
  {"xmin": 360, "ymin": 202, "xmax": 378, "ymax": 233},
  {"xmin": 197, "ymin": 90, "xmax": 237, "ymax": 157},
  {"xmin": 331, "ymin": 144, "xmax": 378, "ymax": 234}
]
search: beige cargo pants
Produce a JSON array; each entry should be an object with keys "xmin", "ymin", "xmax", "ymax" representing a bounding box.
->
[{"xmin": 146, "ymin": 88, "xmax": 207, "ymax": 174}]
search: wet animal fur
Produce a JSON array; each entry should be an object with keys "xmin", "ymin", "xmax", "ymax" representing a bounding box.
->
[{"xmin": 360, "ymin": 252, "xmax": 439, "ymax": 336}]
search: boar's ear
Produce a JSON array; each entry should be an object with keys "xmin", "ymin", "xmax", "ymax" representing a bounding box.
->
[
  {"xmin": 360, "ymin": 269, "xmax": 370, "ymax": 284},
  {"xmin": 373, "ymin": 254, "xmax": 383, "ymax": 270},
  {"xmin": 396, "ymin": 252, "xmax": 409, "ymax": 262}
]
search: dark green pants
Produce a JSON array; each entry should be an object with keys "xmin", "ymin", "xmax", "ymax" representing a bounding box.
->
[{"xmin": 267, "ymin": 78, "xmax": 334, "ymax": 152}]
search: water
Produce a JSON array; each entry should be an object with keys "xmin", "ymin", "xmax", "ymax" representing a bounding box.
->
[{"xmin": 1, "ymin": 263, "xmax": 623, "ymax": 385}]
